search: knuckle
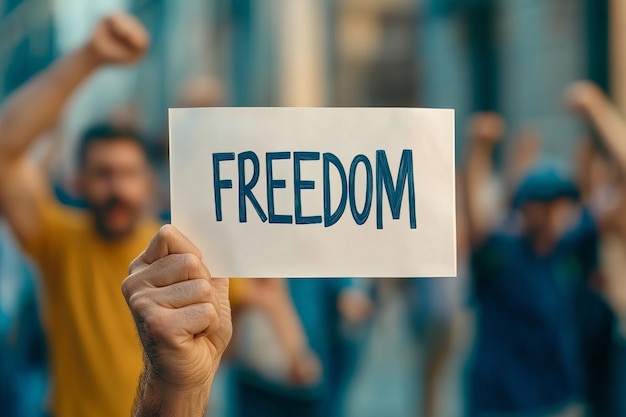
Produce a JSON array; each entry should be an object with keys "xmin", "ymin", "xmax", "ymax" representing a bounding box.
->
[
  {"xmin": 143, "ymin": 309, "xmax": 169, "ymax": 339},
  {"xmin": 157, "ymin": 224, "xmax": 176, "ymax": 244},
  {"xmin": 120, "ymin": 277, "xmax": 133, "ymax": 301},
  {"xmin": 181, "ymin": 252, "xmax": 201, "ymax": 272},
  {"xmin": 127, "ymin": 293, "xmax": 152, "ymax": 321},
  {"xmin": 201, "ymin": 302, "xmax": 219, "ymax": 323},
  {"xmin": 194, "ymin": 279, "xmax": 212, "ymax": 301},
  {"xmin": 128, "ymin": 255, "xmax": 142, "ymax": 275},
  {"xmin": 128, "ymin": 292, "xmax": 151, "ymax": 315},
  {"xmin": 203, "ymin": 304, "xmax": 221, "ymax": 334},
  {"xmin": 188, "ymin": 303, "xmax": 207, "ymax": 321}
]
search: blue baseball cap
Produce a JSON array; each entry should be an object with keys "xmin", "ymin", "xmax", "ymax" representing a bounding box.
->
[{"xmin": 512, "ymin": 163, "xmax": 579, "ymax": 208}]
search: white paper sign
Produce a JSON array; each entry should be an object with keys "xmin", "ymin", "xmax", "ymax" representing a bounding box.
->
[{"xmin": 169, "ymin": 107, "xmax": 456, "ymax": 278}]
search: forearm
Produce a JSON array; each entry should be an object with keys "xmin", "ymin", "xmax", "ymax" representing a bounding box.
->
[
  {"xmin": 464, "ymin": 142, "xmax": 495, "ymax": 246},
  {"xmin": 583, "ymin": 93, "xmax": 626, "ymax": 175},
  {"xmin": 133, "ymin": 367, "xmax": 214, "ymax": 417},
  {"xmin": 0, "ymin": 46, "xmax": 99, "ymax": 165},
  {"xmin": 266, "ymin": 298, "xmax": 309, "ymax": 362}
]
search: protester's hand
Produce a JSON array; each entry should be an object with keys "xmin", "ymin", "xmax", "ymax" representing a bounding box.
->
[
  {"xmin": 236, "ymin": 278, "xmax": 322, "ymax": 386},
  {"xmin": 86, "ymin": 12, "xmax": 149, "ymax": 65},
  {"xmin": 122, "ymin": 225, "xmax": 231, "ymax": 416},
  {"xmin": 338, "ymin": 288, "xmax": 373, "ymax": 325},
  {"xmin": 239, "ymin": 278, "xmax": 291, "ymax": 311},
  {"xmin": 564, "ymin": 80, "xmax": 604, "ymax": 115},
  {"xmin": 467, "ymin": 112, "xmax": 506, "ymax": 146}
]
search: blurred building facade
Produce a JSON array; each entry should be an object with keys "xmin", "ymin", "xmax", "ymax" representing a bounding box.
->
[
  {"xmin": 0, "ymin": 0, "xmax": 56, "ymax": 97},
  {"xmin": 0, "ymin": 0, "xmax": 613, "ymax": 166},
  {"xmin": 418, "ymin": 0, "xmax": 608, "ymax": 159}
]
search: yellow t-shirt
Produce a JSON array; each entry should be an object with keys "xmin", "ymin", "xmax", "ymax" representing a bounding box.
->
[
  {"xmin": 229, "ymin": 278, "xmax": 248, "ymax": 309},
  {"xmin": 23, "ymin": 200, "xmax": 159, "ymax": 417}
]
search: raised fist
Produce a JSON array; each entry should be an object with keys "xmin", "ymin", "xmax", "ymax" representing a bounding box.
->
[
  {"xmin": 86, "ymin": 12, "xmax": 150, "ymax": 65},
  {"xmin": 563, "ymin": 80, "xmax": 604, "ymax": 116},
  {"xmin": 467, "ymin": 112, "xmax": 506, "ymax": 146}
]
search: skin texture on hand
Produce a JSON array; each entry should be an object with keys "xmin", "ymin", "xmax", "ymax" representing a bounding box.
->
[{"xmin": 122, "ymin": 225, "xmax": 232, "ymax": 417}]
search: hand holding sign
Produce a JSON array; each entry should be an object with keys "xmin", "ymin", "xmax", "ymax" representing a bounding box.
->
[
  {"xmin": 169, "ymin": 107, "xmax": 456, "ymax": 278},
  {"xmin": 122, "ymin": 226, "xmax": 232, "ymax": 416}
]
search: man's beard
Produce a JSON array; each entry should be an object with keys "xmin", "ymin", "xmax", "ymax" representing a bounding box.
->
[{"xmin": 91, "ymin": 196, "xmax": 140, "ymax": 239}]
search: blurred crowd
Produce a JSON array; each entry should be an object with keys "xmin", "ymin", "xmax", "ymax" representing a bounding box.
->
[{"xmin": 2, "ymin": 4, "xmax": 626, "ymax": 417}]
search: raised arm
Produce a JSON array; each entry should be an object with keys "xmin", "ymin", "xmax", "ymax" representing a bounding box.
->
[
  {"xmin": 463, "ymin": 112, "xmax": 506, "ymax": 248},
  {"xmin": 237, "ymin": 278, "xmax": 321, "ymax": 385},
  {"xmin": 0, "ymin": 12, "xmax": 148, "ymax": 247},
  {"xmin": 565, "ymin": 81, "xmax": 626, "ymax": 175},
  {"xmin": 565, "ymin": 81, "xmax": 626, "ymax": 239}
]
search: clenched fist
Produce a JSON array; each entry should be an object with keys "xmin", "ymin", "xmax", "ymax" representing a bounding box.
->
[
  {"xmin": 467, "ymin": 112, "xmax": 506, "ymax": 147},
  {"xmin": 563, "ymin": 80, "xmax": 604, "ymax": 116},
  {"xmin": 86, "ymin": 12, "xmax": 149, "ymax": 65},
  {"xmin": 122, "ymin": 225, "xmax": 232, "ymax": 417}
]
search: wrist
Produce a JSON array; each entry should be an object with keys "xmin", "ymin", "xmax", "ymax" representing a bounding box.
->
[
  {"xmin": 134, "ymin": 369, "xmax": 214, "ymax": 417},
  {"xmin": 264, "ymin": 293, "xmax": 294, "ymax": 316},
  {"xmin": 267, "ymin": 302, "xmax": 308, "ymax": 356},
  {"xmin": 472, "ymin": 137, "xmax": 497, "ymax": 149},
  {"xmin": 575, "ymin": 89, "xmax": 604, "ymax": 116},
  {"xmin": 468, "ymin": 142, "xmax": 495, "ymax": 158},
  {"xmin": 77, "ymin": 43, "xmax": 106, "ymax": 70}
]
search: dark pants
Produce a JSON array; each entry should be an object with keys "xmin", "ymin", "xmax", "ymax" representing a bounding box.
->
[{"xmin": 232, "ymin": 369, "xmax": 324, "ymax": 417}]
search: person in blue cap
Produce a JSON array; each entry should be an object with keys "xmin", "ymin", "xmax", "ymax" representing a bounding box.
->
[{"xmin": 463, "ymin": 112, "xmax": 618, "ymax": 417}]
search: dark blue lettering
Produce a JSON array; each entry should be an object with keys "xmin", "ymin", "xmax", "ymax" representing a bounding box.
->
[
  {"xmin": 349, "ymin": 155, "xmax": 373, "ymax": 225},
  {"xmin": 238, "ymin": 151, "xmax": 267, "ymax": 223},
  {"xmin": 212, "ymin": 152, "xmax": 235, "ymax": 221},
  {"xmin": 376, "ymin": 149, "xmax": 417, "ymax": 230},
  {"xmin": 266, "ymin": 152, "xmax": 293, "ymax": 224},
  {"xmin": 323, "ymin": 153, "xmax": 347, "ymax": 227},
  {"xmin": 294, "ymin": 152, "xmax": 322, "ymax": 225}
]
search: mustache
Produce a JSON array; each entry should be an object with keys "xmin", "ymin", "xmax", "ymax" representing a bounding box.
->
[{"xmin": 97, "ymin": 196, "xmax": 135, "ymax": 213}]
